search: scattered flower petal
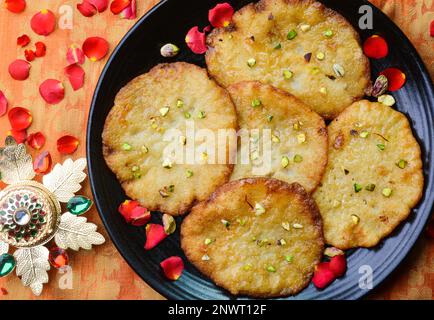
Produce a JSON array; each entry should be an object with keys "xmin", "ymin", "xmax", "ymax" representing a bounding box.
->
[
  {"xmin": 17, "ymin": 34, "xmax": 30, "ymax": 47},
  {"xmin": 118, "ymin": 200, "xmax": 151, "ymax": 226},
  {"xmin": 144, "ymin": 224, "xmax": 168, "ymax": 250},
  {"xmin": 380, "ymin": 67, "xmax": 406, "ymax": 91},
  {"xmin": 34, "ymin": 41, "xmax": 46, "ymax": 57},
  {"xmin": 24, "ymin": 49, "xmax": 35, "ymax": 62},
  {"xmin": 7, "ymin": 129, "xmax": 27, "ymax": 144},
  {"xmin": 8, "ymin": 107, "xmax": 32, "ymax": 130},
  {"xmin": 82, "ymin": 36, "xmax": 109, "ymax": 61},
  {"xmin": 0, "ymin": 90, "xmax": 8, "ymax": 117},
  {"xmin": 33, "ymin": 151, "xmax": 52, "ymax": 174},
  {"xmin": 39, "ymin": 79, "xmax": 65, "ymax": 104},
  {"xmin": 8, "ymin": 59, "xmax": 30, "ymax": 80},
  {"xmin": 4, "ymin": 0, "xmax": 26, "ymax": 13},
  {"xmin": 65, "ymin": 64, "xmax": 85, "ymax": 91},
  {"xmin": 57, "ymin": 135, "xmax": 79, "ymax": 154},
  {"xmin": 203, "ymin": 25, "xmax": 211, "ymax": 33},
  {"xmin": 185, "ymin": 26, "xmax": 207, "ymax": 54},
  {"xmin": 160, "ymin": 256, "xmax": 184, "ymax": 281},
  {"xmin": 119, "ymin": 0, "xmax": 136, "ymax": 19},
  {"xmin": 110, "ymin": 0, "xmax": 131, "ymax": 14},
  {"xmin": 363, "ymin": 35, "xmax": 388, "ymax": 59},
  {"xmin": 329, "ymin": 255, "xmax": 347, "ymax": 277},
  {"xmin": 430, "ymin": 21, "xmax": 434, "ymax": 37},
  {"xmin": 312, "ymin": 262, "xmax": 336, "ymax": 289},
  {"xmin": 30, "ymin": 9, "xmax": 56, "ymax": 36},
  {"xmin": 209, "ymin": 2, "xmax": 234, "ymax": 28},
  {"xmin": 27, "ymin": 132, "xmax": 46, "ymax": 150},
  {"xmin": 66, "ymin": 45, "xmax": 85, "ymax": 65},
  {"xmin": 77, "ymin": 1, "xmax": 97, "ymax": 17},
  {"xmin": 88, "ymin": 0, "xmax": 108, "ymax": 12}
]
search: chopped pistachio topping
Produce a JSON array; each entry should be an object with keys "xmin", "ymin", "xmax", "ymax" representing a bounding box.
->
[
  {"xmin": 311, "ymin": 67, "xmax": 320, "ymax": 75},
  {"xmin": 185, "ymin": 170, "xmax": 194, "ymax": 178},
  {"xmin": 277, "ymin": 238, "xmax": 287, "ymax": 246},
  {"xmin": 179, "ymin": 135, "xmax": 187, "ymax": 145},
  {"xmin": 247, "ymin": 58, "xmax": 256, "ymax": 67},
  {"xmin": 293, "ymin": 121, "xmax": 301, "ymax": 130},
  {"xmin": 293, "ymin": 223, "xmax": 303, "ymax": 229},
  {"xmin": 267, "ymin": 115, "xmax": 274, "ymax": 122},
  {"xmin": 293, "ymin": 154, "xmax": 303, "ymax": 163},
  {"xmin": 333, "ymin": 64, "xmax": 345, "ymax": 77},
  {"xmin": 162, "ymin": 158, "xmax": 173, "ymax": 169},
  {"xmin": 204, "ymin": 238, "xmax": 213, "ymax": 245},
  {"xmin": 202, "ymin": 254, "xmax": 210, "ymax": 261},
  {"xmin": 243, "ymin": 264, "xmax": 252, "ymax": 271},
  {"xmin": 316, "ymin": 52, "xmax": 325, "ymax": 60},
  {"xmin": 141, "ymin": 145, "xmax": 149, "ymax": 153},
  {"xmin": 176, "ymin": 99, "xmax": 184, "ymax": 108},
  {"xmin": 281, "ymin": 155, "xmax": 290, "ymax": 168},
  {"xmin": 133, "ymin": 172, "xmax": 141, "ymax": 179},
  {"xmin": 365, "ymin": 183, "xmax": 376, "ymax": 192},
  {"xmin": 283, "ymin": 69, "xmax": 293, "ymax": 80},
  {"xmin": 285, "ymin": 255, "xmax": 294, "ymax": 263},
  {"xmin": 377, "ymin": 143, "xmax": 385, "ymax": 151},
  {"xmin": 359, "ymin": 131, "xmax": 369, "ymax": 138},
  {"xmin": 250, "ymin": 150, "xmax": 259, "ymax": 160},
  {"xmin": 281, "ymin": 222, "xmax": 290, "ymax": 231},
  {"xmin": 378, "ymin": 94, "xmax": 396, "ymax": 107},
  {"xmin": 159, "ymin": 106, "xmax": 170, "ymax": 117},
  {"xmin": 324, "ymin": 247, "xmax": 344, "ymax": 258},
  {"xmin": 274, "ymin": 43, "xmax": 282, "ymax": 49},
  {"xmin": 131, "ymin": 165, "xmax": 139, "ymax": 172},
  {"xmin": 251, "ymin": 98, "xmax": 262, "ymax": 108},
  {"xmin": 266, "ymin": 265, "xmax": 276, "ymax": 272},
  {"xmin": 324, "ymin": 29, "xmax": 334, "ymax": 37},
  {"xmin": 382, "ymin": 188, "xmax": 393, "ymax": 197},
  {"xmin": 256, "ymin": 238, "xmax": 270, "ymax": 247},
  {"xmin": 197, "ymin": 111, "xmax": 206, "ymax": 119},
  {"xmin": 121, "ymin": 143, "xmax": 132, "ymax": 151},
  {"xmin": 168, "ymin": 185, "xmax": 175, "ymax": 192},
  {"xmin": 271, "ymin": 134, "xmax": 280, "ymax": 143},
  {"xmin": 184, "ymin": 111, "xmax": 191, "ymax": 119},
  {"xmin": 287, "ymin": 29, "xmax": 297, "ymax": 40},
  {"xmin": 319, "ymin": 87, "xmax": 327, "ymax": 95},
  {"xmin": 201, "ymin": 152, "xmax": 208, "ymax": 161},
  {"xmin": 297, "ymin": 133, "xmax": 306, "ymax": 144},
  {"xmin": 300, "ymin": 23, "xmax": 311, "ymax": 32},
  {"xmin": 396, "ymin": 159, "xmax": 407, "ymax": 169},
  {"xmin": 332, "ymin": 200, "xmax": 341, "ymax": 208},
  {"xmin": 354, "ymin": 183, "xmax": 362, "ymax": 193},
  {"xmin": 254, "ymin": 202, "xmax": 266, "ymax": 216},
  {"xmin": 221, "ymin": 219, "xmax": 230, "ymax": 228},
  {"xmin": 237, "ymin": 218, "xmax": 246, "ymax": 226},
  {"xmin": 159, "ymin": 188, "xmax": 170, "ymax": 198},
  {"xmin": 351, "ymin": 214, "xmax": 360, "ymax": 224},
  {"xmin": 160, "ymin": 43, "xmax": 180, "ymax": 58}
]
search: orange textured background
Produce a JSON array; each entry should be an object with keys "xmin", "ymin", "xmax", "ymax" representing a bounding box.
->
[{"xmin": 0, "ymin": 0, "xmax": 433, "ymax": 300}]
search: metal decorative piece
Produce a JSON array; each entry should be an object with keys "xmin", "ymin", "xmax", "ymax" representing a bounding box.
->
[{"xmin": 0, "ymin": 136, "xmax": 105, "ymax": 295}]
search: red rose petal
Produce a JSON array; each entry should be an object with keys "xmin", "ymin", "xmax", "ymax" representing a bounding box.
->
[
  {"xmin": 35, "ymin": 41, "xmax": 46, "ymax": 57},
  {"xmin": 30, "ymin": 9, "xmax": 56, "ymax": 36},
  {"xmin": 160, "ymin": 256, "xmax": 184, "ymax": 281},
  {"xmin": 329, "ymin": 255, "xmax": 347, "ymax": 277},
  {"xmin": 4, "ymin": 0, "xmax": 26, "ymax": 13},
  {"xmin": 66, "ymin": 45, "xmax": 85, "ymax": 65},
  {"xmin": 380, "ymin": 67, "xmax": 406, "ymax": 91},
  {"xmin": 203, "ymin": 25, "xmax": 211, "ymax": 33},
  {"xmin": 144, "ymin": 224, "xmax": 168, "ymax": 250},
  {"xmin": 430, "ymin": 21, "xmax": 434, "ymax": 37},
  {"xmin": 65, "ymin": 64, "xmax": 85, "ymax": 91},
  {"xmin": 119, "ymin": 0, "xmax": 136, "ymax": 19},
  {"xmin": 363, "ymin": 35, "xmax": 388, "ymax": 59},
  {"xmin": 0, "ymin": 90, "xmax": 8, "ymax": 117},
  {"xmin": 17, "ymin": 34, "xmax": 30, "ymax": 47},
  {"xmin": 8, "ymin": 107, "xmax": 32, "ymax": 130},
  {"xmin": 27, "ymin": 132, "xmax": 46, "ymax": 150},
  {"xmin": 88, "ymin": 0, "xmax": 108, "ymax": 12},
  {"xmin": 185, "ymin": 26, "xmax": 207, "ymax": 54},
  {"xmin": 39, "ymin": 79, "xmax": 65, "ymax": 104},
  {"xmin": 33, "ymin": 151, "xmax": 52, "ymax": 174},
  {"xmin": 82, "ymin": 36, "xmax": 109, "ymax": 61},
  {"xmin": 209, "ymin": 2, "xmax": 234, "ymax": 28},
  {"xmin": 24, "ymin": 49, "xmax": 35, "ymax": 62},
  {"xmin": 118, "ymin": 200, "xmax": 151, "ymax": 226},
  {"xmin": 312, "ymin": 262, "xmax": 336, "ymax": 289},
  {"xmin": 110, "ymin": 0, "xmax": 131, "ymax": 14},
  {"xmin": 57, "ymin": 135, "xmax": 79, "ymax": 154},
  {"xmin": 8, "ymin": 59, "xmax": 30, "ymax": 81},
  {"xmin": 7, "ymin": 129, "xmax": 27, "ymax": 144},
  {"xmin": 77, "ymin": 1, "xmax": 97, "ymax": 17}
]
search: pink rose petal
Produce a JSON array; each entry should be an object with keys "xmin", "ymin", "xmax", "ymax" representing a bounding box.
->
[
  {"xmin": 65, "ymin": 64, "xmax": 85, "ymax": 91},
  {"xmin": 66, "ymin": 45, "xmax": 85, "ymax": 65},
  {"xmin": 39, "ymin": 79, "xmax": 65, "ymax": 104},
  {"xmin": 119, "ymin": 0, "xmax": 136, "ymax": 19},
  {"xmin": 0, "ymin": 91, "xmax": 8, "ymax": 117},
  {"xmin": 8, "ymin": 59, "xmax": 30, "ymax": 81}
]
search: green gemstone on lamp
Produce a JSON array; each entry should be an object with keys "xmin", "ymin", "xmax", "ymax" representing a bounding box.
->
[
  {"xmin": 67, "ymin": 196, "xmax": 93, "ymax": 216},
  {"xmin": 0, "ymin": 254, "xmax": 16, "ymax": 277}
]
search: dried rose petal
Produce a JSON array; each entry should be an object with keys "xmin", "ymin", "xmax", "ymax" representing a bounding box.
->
[
  {"xmin": 160, "ymin": 256, "xmax": 184, "ymax": 281},
  {"xmin": 39, "ymin": 79, "xmax": 65, "ymax": 104},
  {"xmin": 27, "ymin": 132, "xmax": 46, "ymax": 150},
  {"xmin": 209, "ymin": 3, "xmax": 234, "ymax": 28},
  {"xmin": 363, "ymin": 35, "xmax": 388, "ymax": 59},
  {"xmin": 380, "ymin": 67, "xmax": 406, "ymax": 91},
  {"xmin": 119, "ymin": 0, "xmax": 136, "ymax": 19},
  {"xmin": 33, "ymin": 151, "xmax": 52, "ymax": 174},
  {"xmin": 7, "ymin": 129, "xmax": 27, "ymax": 144},
  {"xmin": 8, "ymin": 107, "xmax": 32, "ymax": 130},
  {"xmin": 430, "ymin": 21, "xmax": 434, "ymax": 37},
  {"xmin": 312, "ymin": 262, "xmax": 336, "ymax": 289},
  {"xmin": 82, "ymin": 36, "xmax": 109, "ymax": 61},
  {"xmin": 57, "ymin": 135, "xmax": 79, "ymax": 154},
  {"xmin": 77, "ymin": 1, "xmax": 97, "ymax": 17},
  {"xmin": 118, "ymin": 200, "xmax": 151, "ymax": 226},
  {"xmin": 110, "ymin": 0, "xmax": 131, "ymax": 14},
  {"xmin": 4, "ymin": 0, "xmax": 26, "ymax": 13},
  {"xmin": 0, "ymin": 90, "xmax": 8, "ymax": 117},
  {"xmin": 66, "ymin": 45, "xmax": 85, "ymax": 65},
  {"xmin": 24, "ymin": 49, "xmax": 35, "ymax": 62},
  {"xmin": 329, "ymin": 255, "xmax": 347, "ymax": 277},
  {"xmin": 17, "ymin": 34, "xmax": 30, "ymax": 47},
  {"xmin": 65, "ymin": 64, "xmax": 85, "ymax": 91},
  {"xmin": 35, "ymin": 41, "xmax": 46, "ymax": 57},
  {"xmin": 144, "ymin": 224, "xmax": 168, "ymax": 250},
  {"xmin": 30, "ymin": 9, "xmax": 56, "ymax": 36},
  {"xmin": 8, "ymin": 59, "xmax": 30, "ymax": 81},
  {"xmin": 185, "ymin": 26, "xmax": 207, "ymax": 54}
]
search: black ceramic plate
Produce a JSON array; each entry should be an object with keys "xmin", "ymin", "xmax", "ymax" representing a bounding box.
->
[{"xmin": 87, "ymin": 0, "xmax": 434, "ymax": 300}]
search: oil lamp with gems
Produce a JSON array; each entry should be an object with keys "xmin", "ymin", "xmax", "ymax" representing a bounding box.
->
[{"xmin": 0, "ymin": 136, "xmax": 105, "ymax": 295}]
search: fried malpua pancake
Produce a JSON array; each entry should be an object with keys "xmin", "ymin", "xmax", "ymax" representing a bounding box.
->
[
  {"xmin": 313, "ymin": 100, "xmax": 424, "ymax": 249},
  {"xmin": 181, "ymin": 178, "xmax": 324, "ymax": 297},
  {"xmin": 228, "ymin": 81, "xmax": 327, "ymax": 193},
  {"xmin": 102, "ymin": 62, "xmax": 237, "ymax": 216},
  {"xmin": 206, "ymin": 0, "xmax": 370, "ymax": 119}
]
